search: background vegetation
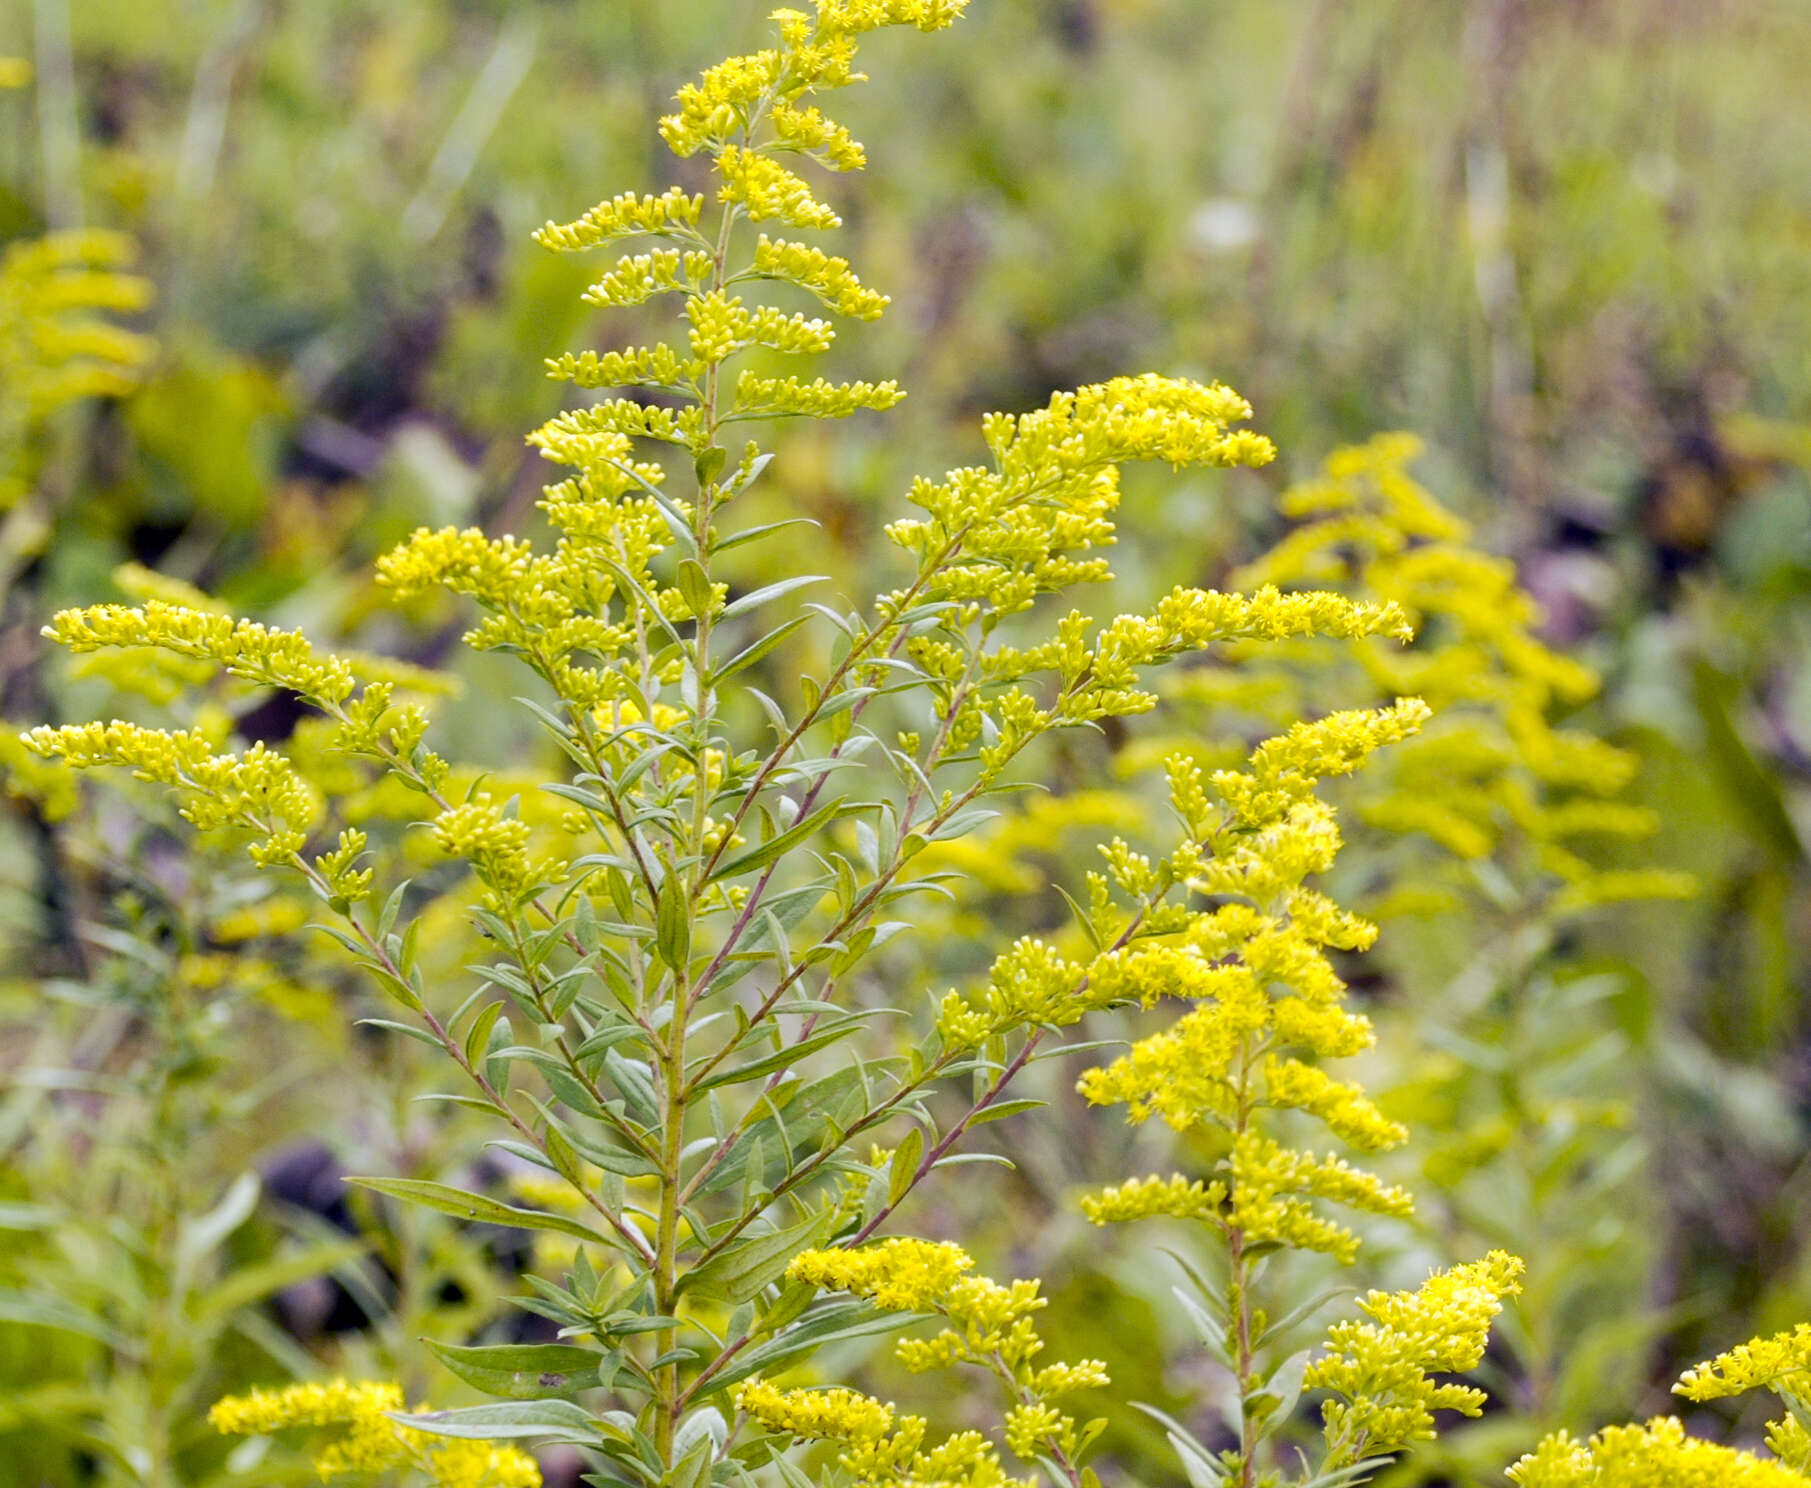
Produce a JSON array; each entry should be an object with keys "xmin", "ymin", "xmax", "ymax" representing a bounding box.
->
[{"xmin": 3, "ymin": 2, "xmax": 1809, "ymax": 1485}]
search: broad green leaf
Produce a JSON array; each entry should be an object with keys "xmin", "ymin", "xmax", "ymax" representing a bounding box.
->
[
  {"xmin": 655, "ymin": 873, "xmax": 691, "ymax": 970},
  {"xmin": 887, "ymin": 1127, "xmax": 924, "ymax": 1208},
  {"xmin": 348, "ymin": 1177, "xmax": 602, "ymax": 1242},
  {"xmin": 678, "ymin": 1207, "xmax": 834, "ymax": 1303},
  {"xmin": 722, "ymin": 574, "xmax": 826, "ymax": 620},
  {"xmin": 425, "ymin": 1339, "xmax": 616, "ymax": 1399},
  {"xmin": 707, "ymin": 798, "xmax": 843, "ymax": 882},
  {"xmin": 463, "ymin": 1001, "xmax": 505, "ymax": 1068},
  {"xmin": 0, "ymin": 1289, "xmax": 129, "ymax": 1350},
  {"xmin": 707, "ymin": 1301, "xmax": 917, "ymax": 1392},
  {"xmin": 710, "ymin": 612, "xmax": 815, "ymax": 686},
  {"xmin": 387, "ymin": 1399, "xmax": 598, "ymax": 1441}
]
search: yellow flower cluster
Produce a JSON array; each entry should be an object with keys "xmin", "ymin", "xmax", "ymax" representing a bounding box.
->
[
  {"xmin": 1211, "ymin": 699, "xmax": 1431, "ymax": 826},
  {"xmin": 435, "ymin": 795, "xmax": 566, "ymax": 904},
  {"xmin": 376, "ymin": 512, "xmax": 653, "ymax": 704},
  {"xmin": 735, "ymin": 1381, "xmax": 896, "ymax": 1441},
  {"xmin": 1079, "ymin": 1173, "xmax": 1228, "ymax": 1225},
  {"xmin": 373, "ymin": 528, "xmax": 528, "ymax": 604},
  {"xmin": 0, "ymin": 717, "xmax": 80, "ymax": 820},
  {"xmin": 771, "ymin": 100, "xmax": 867, "ymax": 170},
  {"xmin": 533, "ymin": 188, "xmax": 705, "ymax": 253},
  {"xmin": 581, "ymin": 248, "xmax": 717, "ymax": 311},
  {"xmin": 1510, "ymin": 1320, "xmax": 1811, "ymax": 1482},
  {"xmin": 772, "ymin": 1238, "xmax": 1107, "ymax": 1476},
  {"xmin": 1675, "ymin": 1322, "xmax": 1811, "ymax": 1404},
  {"xmin": 1262, "ymin": 1056, "xmax": 1406, "ymax": 1149},
  {"xmin": 1308, "ymin": 1251, "xmax": 1524, "ymax": 1460},
  {"xmin": 717, "ymin": 144, "xmax": 843, "ymax": 230},
  {"xmin": 1075, "ymin": 703, "xmax": 1431, "ymax": 1262},
  {"xmin": 788, "ymin": 1237, "xmax": 973, "ymax": 1311},
  {"xmin": 1508, "ymin": 1418, "xmax": 1807, "ymax": 1487},
  {"xmin": 209, "ymin": 895, "xmax": 312, "ymax": 943},
  {"xmin": 733, "ymin": 371, "xmax": 904, "ymax": 420},
  {"xmin": 44, "ymin": 601, "xmax": 358, "ymax": 705},
  {"xmin": 1228, "ymin": 1133, "xmax": 1414, "ymax": 1263},
  {"xmin": 547, "ymin": 344, "xmax": 704, "ymax": 393},
  {"xmin": 888, "ymin": 375, "xmax": 1276, "ymax": 617},
  {"xmin": 23, "ymin": 721, "xmax": 317, "ymax": 867},
  {"xmin": 210, "ymin": 1379, "xmax": 541, "ymax": 1488},
  {"xmin": 0, "ymin": 228, "xmax": 153, "ymax": 510},
  {"xmin": 735, "ymin": 1380, "xmax": 1022, "ymax": 1488},
  {"xmin": 1229, "ymin": 433, "xmax": 1693, "ymax": 914},
  {"xmin": 209, "ymin": 1379, "xmax": 406, "ymax": 1434},
  {"xmin": 747, "ymin": 235, "xmax": 889, "ymax": 319},
  {"xmin": 688, "ymin": 289, "xmax": 838, "ymax": 361},
  {"xmin": 402, "ymin": 0, "xmax": 967, "ymax": 778}
]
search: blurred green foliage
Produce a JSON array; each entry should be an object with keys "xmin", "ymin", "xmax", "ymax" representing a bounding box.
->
[{"xmin": 2, "ymin": 3, "xmax": 1809, "ymax": 1486}]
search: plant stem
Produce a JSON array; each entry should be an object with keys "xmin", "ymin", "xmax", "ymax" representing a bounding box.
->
[
  {"xmin": 652, "ymin": 175, "xmax": 740, "ymax": 1472},
  {"xmin": 1230, "ymin": 1035, "xmax": 1259, "ymax": 1488}
]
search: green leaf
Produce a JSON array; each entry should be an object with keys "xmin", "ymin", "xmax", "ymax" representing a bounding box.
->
[
  {"xmin": 387, "ymin": 1399, "xmax": 598, "ymax": 1441},
  {"xmin": 967, "ymin": 1097, "xmax": 1045, "ymax": 1127},
  {"xmin": 655, "ymin": 873, "xmax": 691, "ymax": 970},
  {"xmin": 769, "ymin": 1447, "xmax": 818, "ymax": 1488},
  {"xmin": 604, "ymin": 1048, "xmax": 660, "ymax": 1124},
  {"xmin": 0, "ymin": 1289, "xmax": 129, "ymax": 1350},
  {"xmin": 484, "ymin": 1013, "xmax": 515, "ymax": 1095},
  {"xmin": 887, "ymin": 1127, "xmax": 924, "ymax": 1208},
  {"xmin": 464, "ymin": 1001, "xmax": 505, "ymax": 1068},
  {"xmin": 678, "ymin": 1207, "xmax": 834, "ymax": 1304},
  {"xmin": 692, "ymin": 1019, "xmax": 863, "ymax": 1093},
  {"xmin": 356, "ymin": 1017, "xmax": 443, "ymax": 1049},
  {"xmin": 425, "ymin": 1340, "xmax": 614, "ymax": 1399},
  {"xmin": 0, "ymin": 1202, "xmax": 57, "ymax": 1230},
  {"xmin": 176, "ymin": 1172, "xmax": 260, "ymax": 1271},
  {"xmin": 190, "ymin": 1238, "xmax": 370, "ymax": 1324},
  {"xmin": 348, "ymin": 1177, "xmax": 602, "ymax": 1242},
  {"xmin": 1129, "ymin": 1404, "xmax": 1225, "ymax": 1488},
  {"xmin": 710, "ymin": 612, "xmax": 814, "ymax": 686},
  {"xmin": 1170, "ymin": 1286, "xmax": 1226, "ymax": 1358},
  {"xmin": 708, "ymin": 798, "xmax": 843, "ymax": 883},
  {"xmin": 712, "ymin": 455, "xmax": 779, "ymax": 509},
  {"xmin": 1694, "ymin": 658, "xmax": 1804, "ymax": 861},
  {"xmin": 707, "ymin": 1301, "xmax": 915, "ymax": 1393},
  {"xmin": 672, "ymin": 1407, "xmax": 727, "ymax": 1463},
  {"xmin": 722, "ymin": 575, "xmax": 827, "ymax": 620},
  {"xmin": 1055, "ymin": 886, "xmax": 1103, "ymax": 952},
  {"xmin": 1254, "ymin": 1285, "xmax": 1352, "ymax": 1351},
  {"xmin": 694, "ymin": 446, "xmax": 728, "ymax": 488},
  {"xmin": 678, "ymin": 559, "xmax": 714, "ymax": 620},
  {"xmin": 575, "ymin": 1022, "xmax": 643, "ymax": 1064},
  {"xmin": 1247, "ymin": 1348, "xmax": 1310, "ymax": 1439},
  {"xmin": 1296, "ymin": 1460, "xmax": 1393, "ymax": 1488}
]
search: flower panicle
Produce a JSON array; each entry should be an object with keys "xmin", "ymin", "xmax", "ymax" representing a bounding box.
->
[
  {"xmin": 777, "ymin": 1239, "xmax": 1107, "ymax": 1478},
  {"xmin": 209, "ymin": 1379, "xmax": 541, "ymax": 1488},
  {"xmin": 22, "ymin": 721, "xmax": 317, "ymax": 868},
  {"xmin": 1509, "ymin": 1418, "xmax": 1808, "ymax": 1487},
  {"xmin": 1309, "ymin": 1252, "xmax": 1524, "ymax": 1461}
]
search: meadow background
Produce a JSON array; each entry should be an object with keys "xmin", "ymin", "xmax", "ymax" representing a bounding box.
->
[{"xmin": 3, "ymin": 2, "xmax": 1810, "ymax": 1485}]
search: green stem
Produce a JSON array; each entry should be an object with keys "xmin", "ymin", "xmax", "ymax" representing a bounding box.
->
[
  {"xmin": 1230, "ymin": 1036, "xmax": 1259, "ymax": 1488},
  {"xmin": 653, "ymin": 173, "xmax": 740, "ymax": 1473}
]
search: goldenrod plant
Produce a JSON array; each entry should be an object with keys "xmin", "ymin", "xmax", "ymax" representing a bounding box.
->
[
  {"xmin": 25, "ymin": 7, "xmax": 1528, "ymax": 1488},
  {"xmin": 0, "ymin": 56, "xmax": 152, "ymax": 815},
  {"xmin": 1223, "ymin": 433, "xmax": 1692, "ymax": 918},
  {"xmin": 0, "ymin": 217, "xmax": 153, "ymax": 517},
  {"xmin": 1507, "ymin": 1323, "xmax": 1811, "ymax": 1485},
  {"xmin": 1150, "ymin": 434, "xmax": 1695, "ymax": 1477},
  {"xmin": 210, "ymin": 1380, "xmax": 542, "ymax": 1488},
  {"xmin": 1070, "ymin": 703, "xmax": 1526, "ymax": 1486}
]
